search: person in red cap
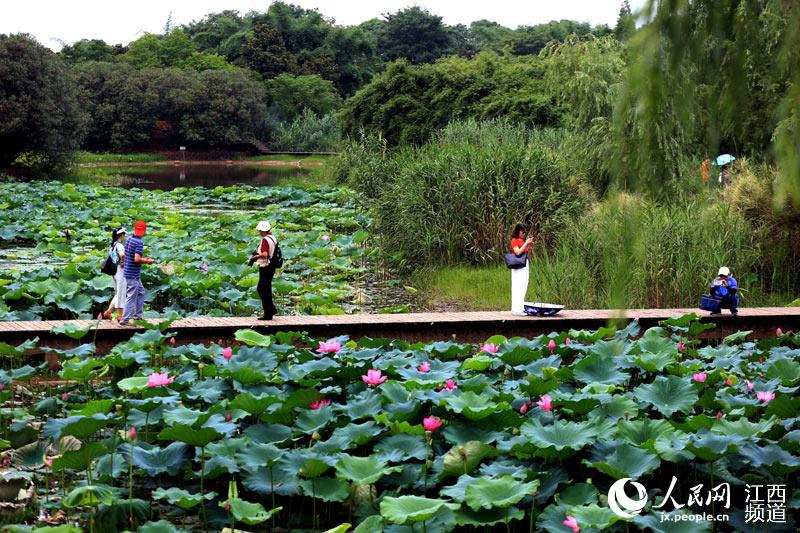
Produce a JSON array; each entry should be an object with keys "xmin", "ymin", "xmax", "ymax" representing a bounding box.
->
[{"xmin": 119, "ymin": 221, "xmax": 155, "ymax": 325}]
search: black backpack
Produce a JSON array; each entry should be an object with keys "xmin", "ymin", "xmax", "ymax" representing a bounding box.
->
[
  {"xmin": 100, "ymin": 245, "xmax": 118, "ymax": 276},
  {"xmin": 270, "ymin": 239, "xmax": 284, "ymax": 269}
]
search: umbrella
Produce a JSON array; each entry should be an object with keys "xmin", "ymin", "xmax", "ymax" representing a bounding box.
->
[{"xmin": 714, "ymin": 154, "xmax": 736, "ymax": 166}]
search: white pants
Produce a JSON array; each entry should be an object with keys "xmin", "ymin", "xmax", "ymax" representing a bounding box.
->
[
  {"xmin": 110, "ymin": 268, "xmax": 127, "ymax": 309},
  {"xmin": 511, "ymin": 262, "xmax": 529, "ymax": 314}
]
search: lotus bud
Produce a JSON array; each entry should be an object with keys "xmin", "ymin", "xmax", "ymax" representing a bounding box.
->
[
  {"xmin": 224, "ymin": 501, "xmax": 231, "ymax": 511},
  {"xmin": 225, "ymin": 412, "xmax": 232, "ymax": 422},
  {"xmin": 198, "ymin": 362, "xmax": 205, "ymax": 370},
  {"xmin": 169, "ymin": 337, "xmax": 176, "ymax": 345},
  {"xmin": 61, "ymin": 392, "xmax": 68, "ymax": 402},
  {"xmin": 129, "ymin": 427, "xmax": 137, "ymax": 441},
  {"xmin": 777, "ymin": 328, "xmax": 783, "ymax": 336},
  {"xmin": 115, "ymin": 404, "xmax": 123, "ymax": 413},
  {"xmin": 311, "ymin": 431, "xmax": 321, "ymax": 442}
]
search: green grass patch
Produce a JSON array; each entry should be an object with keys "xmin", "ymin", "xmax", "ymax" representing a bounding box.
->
[
  {"xmin": 240, "ymin": 154, "xmax": 332, "ymax": 163},
  {"xmin": 75, "ymin": 151, "xmax": 168, "ymax": 163}
]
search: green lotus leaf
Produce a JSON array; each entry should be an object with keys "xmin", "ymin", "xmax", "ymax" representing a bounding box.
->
[
  {"xmin": 297, "ymin": 476, "xmax": 350, "ymax": 502},
  {"xmin": 234, "ymin": 328, "xmax": 272, "ymax": 347},
  {"xmin": 224, "ymin": 498, "xmax": 280, "ymax": 525},
  {"xmin": 442, "ymin": 441, "xmax": 495, "ymax": 478},
  {"xmin": 617, "ymin": 419, "xmax": 678, "ymax": 446},
  {"xmin": 294, "ymin": 405, "xmax": 333, "ymax": 433},
  {"xmin": 461, "ymin": 355, "xmax": 494, "ymax": 372},
  {"xmin": 244, "ymin": 424, "xmax": 293, "ymax": 444},
  {"xmin": 158, "ymin": 424, "xmax": 221, "ymax": 447},
  {"xmin": 568, "ymin": 503, "xmax": 624, "ymax": 530},
  {"xmin": 228, "ymin": 392, "xmax": 280, "ymax": 416},
  {"xmin": 129, "ymin": 442, "xmax": 190, "ymax": 476},
  {"xmin": 62, "ymin": 483, "xmax": 114, "ymax": 508},
  {"xmin": 444, "ymin": 391, "xmax": 508, "ymax": 421},
  {"xmin": 152, "ymin": 487, "xmax": 215, "ymax": 510},
  {"xmin": 685, "ymin": 432, "xmax": 743, "ymax": 461},
  {"xmin": 766, "ymin": 358, "xmax": 800, "ymax": 384},
  {"xmin": 322, "ymin": 524, "xmax": 352, "ymax": 533},
  {"xmin": 464, "ymin": 475, "xmax": 539, "ymax": 510},
  {"xmin": 520, "ymin": 419, "xmax": 598, "ymax": 454},
  {"xmin": 70, "ymin": 400, "xmax": 113, "ymax": 416},
  {"xmin": 47, "ymin": 414, "xmax": 114, "ymax": 439},
  {"xmin": 51, "ymin": 322, "xmax": 93, "ymax": 340},
  {"xmin": 633, "ymin": 376, "xmax": 698, "ymax": 416},
  {"xmin": 374, "ymin": 433, "xmax": 427, "ymax": 462},
  {"xmin": 237, "ymin": 442, "xmax": 282, "ymax": 470},
  {"xmin": 163, "ymin": 405, "xmax": 208, "ymax": 426},
  {"xmin": 117, "ymin": 376, "xmax": 150, "ymax": 393},
  {"xmin": 453, "ymin": 505, "xmax": 525, "ymax": 527},
  {"xmin": 57, "ymin": 293, "xmax": 93, "ymax": 314},
  {"xmin": 136, "ymin": 520, "xmax": 188, "ymax": 533},
  {"xmin": 710, "ymin": 416, "xmax": 777, "ymax": 437},
  {"xmin": 59, "ymin": 358, "xmax": 106, "ymax": 382},
  {"xmin": 335, "ymin": 455, "xmax": 401, "ymax": 485},
  {"xmin": 380, "ymin": 496, "xmax": 449, "ymax": 524},
  {"xmin": 573, "ymin": 353, "xmax": 627, "ymax": 385},
  {"xmin": 555, "ymin": 483, "xmax": 599, "ymax": 506},
  {"xmin": 353, "ymin": 515, "xmax": 383, "ymax": 533},
  {"xmin": 584, "ymin": 441, "xmax": 661, "ymax": 479}
]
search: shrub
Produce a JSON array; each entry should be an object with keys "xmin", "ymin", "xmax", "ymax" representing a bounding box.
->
[{"xmin": 268, "ymin": 109, "xmax": 340, "ymax": 152}]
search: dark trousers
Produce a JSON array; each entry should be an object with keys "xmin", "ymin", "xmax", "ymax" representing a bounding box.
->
[{"xmin": 257, "ymin": 264, "xmax": 277, "ymax": 317}]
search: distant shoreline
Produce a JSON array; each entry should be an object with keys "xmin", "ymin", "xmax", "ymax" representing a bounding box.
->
[{"xmin": 76, "ymin": 159, "xmax": 325, "ymax": 168}]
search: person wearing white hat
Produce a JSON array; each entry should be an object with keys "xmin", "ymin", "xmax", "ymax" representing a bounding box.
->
[
  {"xmin": 103, "ymin": 227, "xmax": 127, "ymax": 321},
  {"xmin": 709, "ymin": 266, "xmax": 738, "ymax": 315},
  {"xmin": 250, "ymin": 221, "xmax": 278, "ymax": 320}
]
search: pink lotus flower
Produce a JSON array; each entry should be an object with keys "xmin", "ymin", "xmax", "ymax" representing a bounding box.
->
[
  {"xmin": 423, "ymin": 416, "xmax": 442, "ymax": 431},
  {"xmin": 61, "ymin": 392, "xmax": 68, "ymax": 402},
  {"xmin": 565, "ymin": 337, "xmax": 571, "ymax": 345},
  {"xmin": 776, "ymin": 328, "xmax": 783, "ymax": 336},
  {"xmin": 693, "ymin": 372, "xmax": 707, "ymax": 383},
  {"xmin": 548, "ymin": 339, "xmax": 557, "ymax": 352},
  {"xmin": 224, "ymin": 500, "xmax": 231, "ymax": 511},
  {"xmin": 417, "ymin": 361, "xmax": 431, "ymax": 373},
  {"xmin": 677, "ymin": 342, "xmax": 686, "ymax": 352},
  {"xmin": 361, "ymin": 369, "xmax": 387, "ymax": 386},
  {"xmin": 225, "ymin": 412, "xmax": 233, "ymax": 422},
  {"xmin": 725, "ymin": 378, "xmax": 733, "ymax": 386},
  {"xmin": 97, "ymin": 312, "xmax": 103, "ymax": 320},
  {"xmin": 745, "ymin": 379, "xmax": 754, "ymax": 391},
  {"xmin": 480, "ymin": 342, "xmax": 498, "ymax": 353},
  {"xmin": 197, "ymin": 264, "xmax": 209, "ymax": 273},
  {"xmin": 129, "ymin": 427, "xmax": 137, "ymax": 441},
  {"xmin": 44, "ymin": 457, "xmax": 53, "ymax": 467},
  {"xmin": 321, "ymin": 234, "xmax": 331, "ymax": 241},
  {"xmin": 563, "ymin": 515, "xmax": 580, "ymax": 532},
  {"xmin": 222, "ymin": 347, "xmax": 233, "ymax": 360},
  {"xmin": 536, "ymin": 395, "xmax": 553, "ymax": 412},
  {"xmin": 317, "ymin": 339, "xmax": 342, "ymax": 354},
  {"xmin": 444, "ymin": 379, "xmax": 458, "ymax": 391},
  {"xmin": 147, "ymin": 372, "xmax": 174, "ymax": 388},
  {"xmin": 520, "ymin": 402, "xmax": 530, "ymax": 414},
  {"xmin": 756, "ymin": 391, "xmax": 776, "ymax": 403},
  {"xmin": 309, "ymin": 399, "xmax": 332, "ymax": 410},
  {"xmin": 169, "ymin": 337, "xmax": 176, "ymax": 345},
  {"xmin": 716, "ymin": 410, "xmax": 723, "ymax": 420}
]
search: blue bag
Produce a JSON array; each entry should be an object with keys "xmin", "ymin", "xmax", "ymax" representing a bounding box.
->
[{"xmin": 700, "ymin": 294, "xmax": 722, "ymax": 313}]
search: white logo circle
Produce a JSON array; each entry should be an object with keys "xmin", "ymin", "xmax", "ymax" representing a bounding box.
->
[{"xmin": 608, "ymin": 478, "xmax": 648, "ymax": 518}]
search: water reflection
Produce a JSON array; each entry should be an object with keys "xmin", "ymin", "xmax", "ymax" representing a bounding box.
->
[{"xmin": 104, "ymin": 164, "xmax": 311, "ymax": 190}]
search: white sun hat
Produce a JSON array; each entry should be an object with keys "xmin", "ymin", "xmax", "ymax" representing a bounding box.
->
[
  {"xmin": 718, "ymin": 266, "xmax": 730, "ymax": 276},
  {"xmin": 256, "ymin": 221, "xmax": 272, "ymax": 232}
]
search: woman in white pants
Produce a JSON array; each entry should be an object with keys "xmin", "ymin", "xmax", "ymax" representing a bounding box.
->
[
  {"xmin": 103, "ymin": 227, "xmax": 127, "ymax": 321},
  {"xmin": 510, "ymin": 224, "xmax": 533, "ymax": 315}
]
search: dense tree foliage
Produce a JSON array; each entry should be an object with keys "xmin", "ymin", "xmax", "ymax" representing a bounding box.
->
[
  {"xmin": 267, "ymin": 73, "xmax": 340, "ymax": 121},
  {"xmin": 74, "ymin": 62, "xmax": 266, "ymax": 150},
  {"xmin": 0, "ymin": 34, "xmax": 87, "ymax": 168},
  {"xmin": 375, "ymin": 7, "xmax": 455, "ymax": 64},
  {"xmin": 340, "ymin": 53, "xmax": 560, "ymax": 146}
]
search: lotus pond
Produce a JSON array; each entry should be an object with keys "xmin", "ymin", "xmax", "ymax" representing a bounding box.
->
[
  {"xmin": 0, "ymin": 180, "xmax": 407, "ymax": 320},
  {"xmin": 0, "ymin": 315, "xmax": 798, "ymax": 532}
]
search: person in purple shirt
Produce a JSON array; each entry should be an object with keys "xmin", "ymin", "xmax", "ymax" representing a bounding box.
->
[{"xmin": 119, "ymin": 220, "xmax": 155, "ymax": 325}]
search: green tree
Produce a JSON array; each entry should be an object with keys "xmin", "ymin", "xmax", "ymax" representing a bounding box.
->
[
  {"xmin": 240, "ymin": 23, "xmax": 297, "ymax": 78},
  {"xmin": 468, "ymin": 20, "xmax": 515, "ymax": 52},
  {"xmin": 119, "ymin": 29, "xmax": 196, "ymax": 68},
  {"xmin": 59, "ymin": 38, "xmax": 115, "ymax": 63},
  {"xmin": 376, "ymin": 7, "xmax": 454, "ymax": 64},
  {"xmin": 183, "ymin": 10, "xmax": 251, "ymax": 62},
  {"xmin": 267, "ymin": 73, "xmax": 340, "ymax": 121},
  {"xmin": 614, "ymin": 0, "xmax": 636, "ymax": 41},
  {"xmin": 0, "ymin": 34, "xmax": 87, "ymax": 168}
]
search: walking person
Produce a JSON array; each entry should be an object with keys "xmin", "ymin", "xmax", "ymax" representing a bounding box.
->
[
  {"xmin": 102, "ymin": 227, "xmax": 127, "ymax": 321},
  {"xmin": 119, "ymin": 221, "xmax": 155, "ymax": 326},
  {"xmin": 250, "ymin": 221, "xmax": 278, "ymax": 320},
  {"xmin": 510, "ymin": 224, "xmax": 534, "ymax": 315}
]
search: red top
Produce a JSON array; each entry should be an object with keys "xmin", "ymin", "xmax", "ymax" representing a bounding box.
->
[
  {"xmin": 511, "ymin": 238, "xmax": 525, "ymax": 253},
  {"xmin": 260, "ymin": 237, "xmax": 268, "ymax": 254}
]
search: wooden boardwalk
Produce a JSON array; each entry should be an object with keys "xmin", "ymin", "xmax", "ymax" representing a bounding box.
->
[{"xmin": 1, "ymin": 307, "xmax": 799, "ymax": 352}]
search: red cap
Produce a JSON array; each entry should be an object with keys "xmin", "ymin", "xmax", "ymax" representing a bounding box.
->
[{"xmin": 134, "ymin": 221, "xmax": 146, "ymax": 236}]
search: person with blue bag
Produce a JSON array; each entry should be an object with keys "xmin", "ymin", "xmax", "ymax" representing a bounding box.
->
[{"xmin": 708, "ymin": 266, "xmax": 739, "ymax": 315}]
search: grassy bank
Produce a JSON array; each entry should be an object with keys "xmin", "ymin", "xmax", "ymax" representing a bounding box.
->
[{"xmin": 76, "ymin": 151, "xmax": 333, "ymax": 164}]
